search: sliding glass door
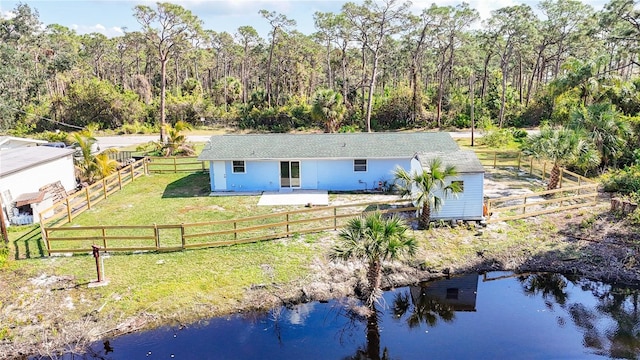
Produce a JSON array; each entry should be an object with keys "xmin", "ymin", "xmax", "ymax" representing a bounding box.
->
[{"xmin": 280, "ymin": 161, "xmax": 300, "ymax": 188}]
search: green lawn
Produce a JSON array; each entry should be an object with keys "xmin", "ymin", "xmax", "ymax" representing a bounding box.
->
[{"xmin": 3, "ymin": 171, "xmax": 324, "ymax": 331}]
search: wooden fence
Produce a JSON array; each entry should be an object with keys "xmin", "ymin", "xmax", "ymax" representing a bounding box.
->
[
  {"xmin": 146, "ymin": 156, "xmax": 207, "ymax": 173},
  {"xmin": 477, "ymin": 150, "xmax": 600, "ymax": 223},
  {"xmin": 38, "ymin": 158, "xmax": 147, "ymax": 231},
  {"xmin": 40, "ymin": 150, "xmax": 602, "ymax": 255},
  {"xmin": 43, "ymin": 200, "xmax": 417, "ymax": 255}
]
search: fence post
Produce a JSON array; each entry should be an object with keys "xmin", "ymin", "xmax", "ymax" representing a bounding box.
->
[
  {"xmin": 486, "ymin": 200, "xmax": 492, "ymax": 219},
  {"xmin": 174, "ymin": 157, "xmax": 177, "ymax": 173},
  {"xmin": 559, "ymin": 170, "xmax": 564, "ymax": 189},
  {"xmin": 103, "ymin": 178, "xmax": 107, "ymax": 199},
  {"xmin": 102, "ymin": 227, "xmax": 107, "ymax": 250},
  {"xmin": 542, "ymin": 162, "xmax": 547, "ymax": 181},
  {"xmin": 234, "ymin": 221, "xmax": 237, "ymax": 241},
  {"xmin": 529, "ymin": 158, "xmax": 534, "ymax": 175},
  {"xmin": 42, "ymin": 225, "xmax": 51, "ymax": 256},
  {"xmin": 130, "ymin": 163, "xmax": 135, "ymax": 181},
  {"xmin": 286, "ymin": 213, "xmax": 290, "ymax": 236},
  {"xmin": 181, "ymin": 224, "xmax": 186, "ymax": 249},
  {"xmin": 85, "ymin": 187, "xmax": 91, "ymax": 209},
  {"xmin": 66, "ymin": 198, "xmax": 72, "ymax": 222},
  {"xmin": 334, "ymin": 208, "xmax": 337, "ymax": 230},
  {"xmin": 118, "ymin": 170, "xmax": 123, "ymax": 190},
  {"xmin": 154, "ymin": 223, "xmax": 159, "ymax": 249},
  {"xmin": 522, "ymin": 197, "xmax": 527, "ymax": 214},
  {"xmin": 577, "ymin": 178, "xmax": 582, "ymax": 195},
  {"xmin": 144, "ymin": 158, "xmax": 149, "ymax": 175},
  {"xmin": 493, "ymin": 152, "xmax": 497, "ymax": 168},
  {"xmin": 517, "ymin": 153, "xmax": 521, "ymax": 171}
]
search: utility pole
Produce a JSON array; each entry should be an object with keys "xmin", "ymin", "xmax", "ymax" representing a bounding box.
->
[
  {"xmin": 470, "ymin": 73, "xmax": 475, "ymax": 147},
  {"xmin": 0, "ymin": 196, "xmax": 9, "ymax": 245}
]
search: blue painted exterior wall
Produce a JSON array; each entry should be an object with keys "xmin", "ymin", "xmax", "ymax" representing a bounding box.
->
[
  {"xmin": 409, "ymin": 158, "xmax": 484, "ymax": 220},
  {"xmin": 208, "ymin": 158, "xmax": 411, "ymax": 192},
  {"xmin": 314, "ymin": 158, "xmax": 409, "ymax": 191}
]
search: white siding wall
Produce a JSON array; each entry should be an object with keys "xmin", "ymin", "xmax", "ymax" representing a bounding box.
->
[
  {"xmin": 0, "ymin": 155, "xmax": 76, "ymax": 198},
  {"xmin": 409, "ymin": 158, "xmax": 484, "ymax": 220}
]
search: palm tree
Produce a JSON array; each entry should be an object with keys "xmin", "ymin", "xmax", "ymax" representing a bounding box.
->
[
  {"xmin": 311, "ymin": 89, "xmax": 346, "ymax": 133},
  {"xmin": 72, "ymin": 125, "xmax": 119, "ymax": 184},
  {"xmin": 393, "ymin": 158, "xmax": 462, "ymax": 229},
  {"xmin": 522, "ymin": 127, "xmax": 600, "ymax": 190},
  {"xmin": 569, "ymin": 103, "xmax": 631, "ymax": 169},
  {"xmin": 153, "ymin": 120, "xmax": 195, "ymax": 156},
  {"xmin": 164, "ymin": 120, "xmax": 195, "ymax": 156},
  {"xmin": 93, "ymin": 152, "xmax": 119, "ymax": 179},
  {"xmin": 330, "ymin": 212, "xmax": 416, "ymax": 305},
  {"xmin": 72, "ymin": 125, "xmax": 99, "ymax": 183}
]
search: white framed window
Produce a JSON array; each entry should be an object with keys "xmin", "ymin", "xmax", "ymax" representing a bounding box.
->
[
  {"xmin": 452, "ymin": 180, "xmax": 464, "ymax": 192},
  {"xmin": 232, "ymin": 160, "xmax": 245, "ymax": 173},
  {"xmin": 354, "ymin": 159, "xmax": 367, "ymax": 172}
]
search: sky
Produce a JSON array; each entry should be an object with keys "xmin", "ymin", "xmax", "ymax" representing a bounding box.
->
[{"xmin": 0, "ymin": 0, "xmax": 609, "ymax": 39}]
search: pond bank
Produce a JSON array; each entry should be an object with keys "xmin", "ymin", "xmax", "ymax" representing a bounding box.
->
[{"xmin": 2, "ymin": 202, "xmax": 639, "ymax": 359}]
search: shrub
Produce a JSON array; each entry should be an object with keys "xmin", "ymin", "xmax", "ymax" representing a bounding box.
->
[
  {"xmin": 601, "ymin": 165, "xmax": 640, "ymax": 194},
  {"xmin": 511, "ymin": 128, "xmax": 528, "ymax": 143},
  {"xmin": 34, "ymin": 130, "xmax": 71, "ymax": 144},
  {"xmin": 0, "ymin": 245, "xmax": 8, "ymax": 268},
  {"xmin": 119, "ymin": 121, "xmax": 156, "ymax": 134},
  {"xmin": 479, "ymin": 128, "xmax": 514, "ymax": 148}
]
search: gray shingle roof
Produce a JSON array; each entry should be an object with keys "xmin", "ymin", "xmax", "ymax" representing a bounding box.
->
[
  {"xmin": 415, "ymin": 151, "xmax": 485, "ymax": 173},
  {"xmin": 0, "ymin": 146, "xmax": 75, "ymax": 177},
  {"xmin": 198, "ymin": 132, "xmax": 460, "ymax": 161}
]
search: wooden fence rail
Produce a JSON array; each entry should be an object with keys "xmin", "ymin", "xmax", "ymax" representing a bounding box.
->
[
  {"xmin": 146, "ymin": 156, "xmax": 207, "ymax": 173},
  {"xmin": 38, "ymin": 158, "xmax": 147, "ymax": 232},
  {"xmin": 43, "ymin": 200, "xmax": 417, "ymax": 255},
  {"xmin": 41, "ymin": 150, "xmax": 602, "ymax": 255},
  {"xmin": 485, "ymin": 179, "xmax": 598, "ymax": 224}
]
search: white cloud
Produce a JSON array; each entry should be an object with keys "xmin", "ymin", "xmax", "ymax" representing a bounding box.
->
[
  {"xmin": 71, "ymin": 23, "xmax": 124, "ymax": 37},
  {"xmin": 1, "ymin": 10, "xmax": 16, "ymax": 20}
]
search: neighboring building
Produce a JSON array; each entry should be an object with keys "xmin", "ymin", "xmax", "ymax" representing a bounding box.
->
[
  {"xmin": 0, "ymin": 146, "xmax": 76, "ymax": 226},
  {"xmin": 410, "ymin": 274, "xmax": 479, "ymax": 312},
  {"xmin": 411, "ymin": 151, "xmax": 485, "ymax": 220},
  {"xmin": 0, "ymin": 136, "xmax": 47, "ymax": 150},
  {"xmin": 198, "ymin": 132, "xmax": 485, "ymax": 220}
]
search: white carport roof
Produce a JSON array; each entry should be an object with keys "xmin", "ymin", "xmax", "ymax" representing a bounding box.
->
[{"xmin": 0, "ymin": 146, "xmax": 75, "ymax": 177}]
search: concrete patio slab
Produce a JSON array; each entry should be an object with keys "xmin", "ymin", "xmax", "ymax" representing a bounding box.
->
[{"xmin": 258, "ymin": 190, "xmax": 329, "ymax": 206}]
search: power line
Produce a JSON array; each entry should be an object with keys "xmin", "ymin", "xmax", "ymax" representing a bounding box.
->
[{"xmin": 0, "ymin": 103, "xmax": 85, "ymax": 130}]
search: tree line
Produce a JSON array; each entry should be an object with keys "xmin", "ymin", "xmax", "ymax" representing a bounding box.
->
[{"xmin": 1, "ymin": 1, "xmax": 639, "ymax": 144}]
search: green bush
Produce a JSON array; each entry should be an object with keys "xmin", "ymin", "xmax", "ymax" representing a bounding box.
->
[
  {"xmin": 601, "ymin": 165, "xmax": 640, "ymax": 194},
  {"xmin": 0, "ymin": 245, "xmax": 8, "ymax": 268},
  {"xmin": 479, "ymin": 128, "xmax": 514, "ymax": 148},
  {"xmin": 34, "ymin": 130, "xmax": 71, "ymax": 144},
  {"xmin": 451, "ymin": 113, "xmax": 470, "ymax": 128},
  {"xmin": 511, "ymin": 128, "xmax": 528, "ymax": 143},
  {"xmin": 119, "ymin": 121, "xmax": 156, "ymax": 134}
]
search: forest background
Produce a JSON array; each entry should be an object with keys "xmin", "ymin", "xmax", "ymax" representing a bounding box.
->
[{"xmin": 1, "ymin": 0, "xmax": 640, "ymax": 171}]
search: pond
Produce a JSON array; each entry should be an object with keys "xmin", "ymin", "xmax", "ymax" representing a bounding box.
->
[{"xmin": 54, "ymin": 272, "xmax": 640, "ymax": 359}]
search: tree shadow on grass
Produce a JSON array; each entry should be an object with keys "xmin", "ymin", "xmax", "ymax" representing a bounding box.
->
[
  {"xmin": 162, "ymin": 173, "xmax": 211, "ymax": 198},
  {"xmin": 12, "ymin": 225, "xmax": 45, "ymax": 259}
]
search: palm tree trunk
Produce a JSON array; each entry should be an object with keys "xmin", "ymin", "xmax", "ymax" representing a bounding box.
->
[
  {"xmin": 419, "ymin": 203, "xmax": 431, "ymax": 229},
  {"xmin": 366, "ymin": 307, "xmax": 381, "ymax": 360},
  {"xmin": 367, "ymin": 259, "xmax": 382, "ymax": 305},
  {"xmin": 548, "ymin": 164, "xmax": 560, "ymax": 190}
]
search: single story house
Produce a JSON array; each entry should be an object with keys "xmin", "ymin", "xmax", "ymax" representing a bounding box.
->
[
  {"xmin": 0, "ymin": 136, "xmax": 47, "ymax": 150},
  {"xmin": 411, "ymin": 151, "xmax": 485, "ymax": 220},
  {"xmin": 198, "ymin": 132, "xmax": 485, "ymax": 220},
  {"xmin": 0, "ymin": 146, "xmax": 76, "ymax": 226}
]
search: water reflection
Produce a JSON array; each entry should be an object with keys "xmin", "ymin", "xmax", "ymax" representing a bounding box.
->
[
  {"xmin": 45, "ymin": 272, "xmax": 640, "ymax": 359},
  {"xmin": 516, "ymin": 273, "xmax": 640, "ymax": 359},
  {"xmin": 392, "ymin": 274, "xmax": 479, "ymax": 329}
]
